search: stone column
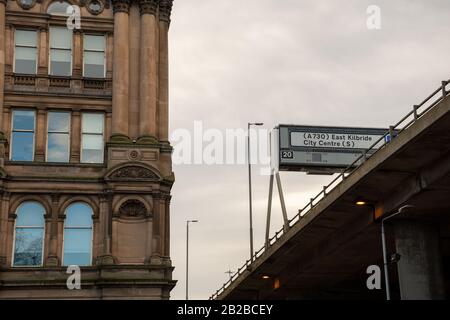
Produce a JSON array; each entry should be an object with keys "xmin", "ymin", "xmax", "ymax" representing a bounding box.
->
[
  {"xmin": 72, "ymin": 30, "xmax": 82, "ymax": 77},
  {"xmin": 34, "ymin": 108, "xmax": 46, "ymax": 162},
  {"xmin": 37, "ymin": 28, "xmax": 48, "ymax": 75},
  {"xmin": 164, "ymin": 195, "xmax": 171, "ymax": 257},
  {"xmin": 36, "ymin": 28, "xmax": 49, "ymax": 91},
  {"xmin": 0, "ymin": 192, "xmax": 10, "ymax": 267},
  {"xmin": 138, "ymin": 0, "xmax": 158, "ymax": 141},
  {"xmin": 97, "ymin": 190, "xmax": 114, "ymax": 265},
  {"xmin": 394, "ymin": 220, "xmax": 445, "ymax": 300},
  {"xmin": 46, "ymin": 194, "xmax": 60, "ymax": 267},
  {"xmin": 111, "ymin": 0, "xmax": 130, "ymax": 141},
  {"xmin": 128, "ymin": 3, "xmax": 141, "ymax": 139},
  {"xmin": 0, "ymin": 0, "xmax": 6, "ymax": 136},
  {"xmin": 152, "ymin": 193, "xmax": 161, "ymax": 256},
  {"xmin": 105, "ymin": 32, "xmax": 113, "ymax": 79},
  {"xmin": 158, "ymin": 0, "xmax": 173, "ymax": 142},
  {"xmin": 70, "ymin": 110, "xmax": 81, "ymax": 163},
  {"xmin": 4, "ymin": 24, "xmax": 11, "ymax": 74}
]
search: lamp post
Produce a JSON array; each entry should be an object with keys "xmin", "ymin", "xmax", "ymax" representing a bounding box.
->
[
  {"xmin": 248, "ymin": 122, "xmax": 264, "ymax": 261},
  {"xmin": 186, "ymin": 219, "xmax": 198, "ymax": 300}
]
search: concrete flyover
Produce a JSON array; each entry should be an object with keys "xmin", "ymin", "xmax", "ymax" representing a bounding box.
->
[{"xmin": 212, "ymin": 80, "xmax": 450, "ymax": 300}]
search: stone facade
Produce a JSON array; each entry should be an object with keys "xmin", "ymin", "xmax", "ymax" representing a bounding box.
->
[{"xmin": 0, "ymin": 0, "xmax": 175, "ymax": 299}]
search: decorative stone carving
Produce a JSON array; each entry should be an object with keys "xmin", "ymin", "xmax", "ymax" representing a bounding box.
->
[
  {"xmin": 119, "ymin": 199, "xmax": 147, "ymax": 217},
  {"xmin": 109, "ymin": 166, "xmax": 159, "ymax": 179},
  {"xmin": 158, "ymin": 0, "xmax": 173, "ymax": 22},
  {"xmin": 17, "ymin": 0, "xmax": 37, "ymax": 10},
  {"xmin": 86, "ymin": 0, "xmax": 104, "ymax": 15},
  {"xmin": 139, "ymin": 0, "xmax": 157, "ymax": 15},
  {"xmin": 128, "ymin": 150, "xmax": 142, "ymax": 161},
  {"xmin": 112, "ymin": 0, "xmax": 130, "ymax": 14}
]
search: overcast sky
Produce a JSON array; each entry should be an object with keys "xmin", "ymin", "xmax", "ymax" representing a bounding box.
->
[{"xmin": 167, "ymin": 0, "xmax": 450, "ymax": 300}]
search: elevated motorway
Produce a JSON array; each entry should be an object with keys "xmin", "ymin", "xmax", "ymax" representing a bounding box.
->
[{"xmin": 212, "ymin": 80, "xmax": 450, "ymax": 300}]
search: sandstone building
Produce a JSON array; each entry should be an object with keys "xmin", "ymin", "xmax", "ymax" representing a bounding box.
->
[{"xmin": 0, "ymin": 0, "xmax": 175, "ymax": 299}]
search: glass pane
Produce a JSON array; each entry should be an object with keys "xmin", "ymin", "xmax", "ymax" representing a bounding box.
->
[
  {"xmin": 63, "ymin": 229, "xmax": 92, "ymax": 266},
  {"xmin": 48, "ymin": 112, "xmax": 70, "ymax": 132},
  {"xmin": 50, "ymin": 49, "xmax": 72, "ymax": 76},
  {"xmin": 11, "ymin": 132, "xmax": 34, "ymax": 161},
  {"xmin": 13, "ymin": 110, "xmax": 35, "ymax": 130},
  {"xmin": 84, "ymin": 52, "xmax": 105, "ymax": 78},
  {"xmin": 15, "ymin": 30, "xmax": 37, "ymax": 47},
  {"xmin": 84, "ymin": 64, "xmax": 105, "ymax": 78},
  {"xmin": 13, "ymin": 228, "xmax": 44, "ymax": 266},
  {"xmin": 82, "ymin": 135, "xmax": 103, "ymax": 163},
  {"xmin": 84, "ymin": 35, "xmax": 105, "ymax": 51},
  {"xmin": 47, "ymin": 133, "xmax": 69, "ymax": 162},
  {"xmin": 47, "ymin": 1, "xmax": 71, "ymax": 15},
  {"xmin": 15, "ymin": 47, "xmax": 37, "ymax": 74},
  {"xmin": 16, "ymin": 202, "xmax": 45, "ymax": 227},
  {"xmin": 66, "ymin": 203, "xmax": 93, "ymax": 227},
  {"xmin": 82, "ymin": 113, "xmax": 104, "ymax": 134},
  {"xmin": 50, "ymin": 27, "xmax": 72, "ymax": 48}
]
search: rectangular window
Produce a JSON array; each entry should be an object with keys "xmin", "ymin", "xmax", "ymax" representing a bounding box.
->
[
  {"xmin": 50, "ymin": 27, "xmax": 72, "ymax": 76},
  {"xmin": 81, "ymin": 113, "xmax": 104, "ymax": 163},
  {"xmin": 14, "ymin": 30, "xmax": 38, "ymax": 74},
  {"xmin": 83, "ymin": 34, "xmax": 106, "ymax": 78},
  {"xmin": 47, "ymin": 112, "xmax": 71, "ymax": 163},
  {"xmin": 11, "ymin": 110, "xmax": 35, "ymax": 161}
]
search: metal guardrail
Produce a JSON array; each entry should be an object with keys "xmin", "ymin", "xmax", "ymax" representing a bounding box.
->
[{"xmin": 209, "ymin": 79, "xmax": 450, "ymax": 300}]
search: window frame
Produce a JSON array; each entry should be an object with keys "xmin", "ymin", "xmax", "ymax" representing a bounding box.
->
[
  {"xmin": 10, "ymin": 109, "xmax": 36, "ymax": 162},
  {"xmin": 80, "ymin": 112, "xmax": 105, "ymax": 164},
  {"xmin": 46, "ymin": 111, "xmax": 72, "ymax": 163},
  {"xmin": 48, "ymin": 26, "xmax": 73, "ymax": 77},
  {"xmin": 13, "ymin": 28, "xmax": 38, "ymax": 75},
  {"xmin": 61, "ymin": 202, "xmax": 94, "ymax": 267},
  {"xmin": 11, "ymin": 201, "xmax": 46, "ymax": 268},
  {"xmin": 83, "ymin": 34, "xmax": 106, "ymax": 79}
]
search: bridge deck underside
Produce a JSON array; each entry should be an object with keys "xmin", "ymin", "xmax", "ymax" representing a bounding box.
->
[{"xmin": 220, "ymin": 97, "xmax": 450, "ymax": 300}]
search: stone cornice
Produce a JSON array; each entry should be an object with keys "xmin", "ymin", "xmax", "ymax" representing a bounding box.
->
[
  {"xmin": 139, "ymin": 0, "xmax": 158, "ymax": 15},
  {"xmin": 158, "ymin": 0, "xmax": 173, "ymax": 23},
  {"xmin": 112, "ymin": 0, "xmax": 130, "ymax": 14}
]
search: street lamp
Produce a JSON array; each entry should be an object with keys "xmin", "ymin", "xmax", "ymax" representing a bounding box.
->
[
  {"xmin": 248, "ymin": 122, "xmax": 264, "ymax": 261},
  {"xmin": 186, "ymin": 219, "xmax": 199, "ymax": 300}
]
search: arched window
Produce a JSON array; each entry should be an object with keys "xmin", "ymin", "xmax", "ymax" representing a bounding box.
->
[
  {"xmin": 63, "ymin": 202, "xmax": 93, "ymax": 266},
  {"xmin": 13, "ymin": 202, "xmax": 45, "ymax": 267},
  {"xmin": 47, "ymin": 1, "xmax": 71, "ymax": 15}
]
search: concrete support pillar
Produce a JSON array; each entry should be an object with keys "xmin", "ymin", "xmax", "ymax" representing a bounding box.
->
[
  {"xmin": 138, "ymin": 0, "xmax": 158, "ymax": 140},
  {"xmin": 394, "ymin": 220, "xmax": 445, "ymax": 300},
  {"xmin": 0, "ymin": 0, "xmax": 6, "ymax": 135},
  {"xmin": 111, "ymin": 0, "xmax": 130, "ymax": 140},
  {"xmin": 128, "ymin": 3, "xmax": 141, "ymax": 140},
  {"xmin": 158, "ymin": 0, "xmax": 173, "ymax": 142}
]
